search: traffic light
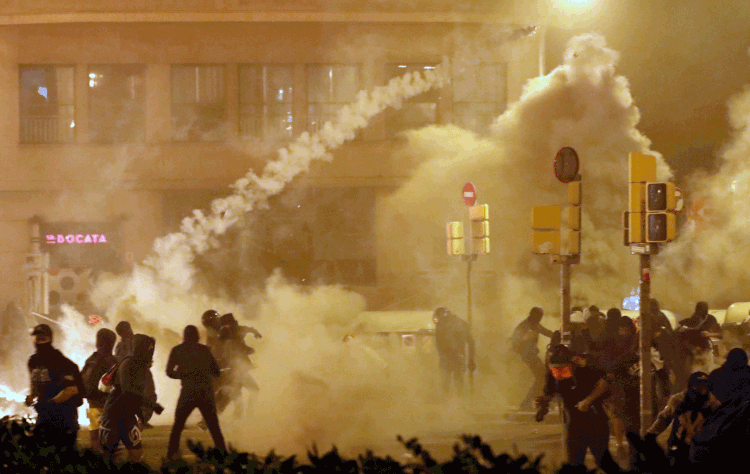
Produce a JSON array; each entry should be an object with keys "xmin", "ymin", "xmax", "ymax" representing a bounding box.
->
[
  {"xmin": 646, "ymin": 212, "xmax": 676, "ymax": 242},
  {"xmin": 446, "ymin": 221, "xmax": 465, "ymax": 255},
  {"xmin": 469, "ymin": 204, "xmax": 490, "ymax": 254},
  {"xmin": 531, "ymin": 206, "xmax": 561, "ymax": 255},
  {"xmin": 646, "ymin": 182, "xmax": 676, "ymax": 211}
]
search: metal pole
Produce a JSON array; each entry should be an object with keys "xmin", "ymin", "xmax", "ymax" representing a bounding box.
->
[
  {"xmin": 561, "ymin": 259, "xmax": 571, "ymax": 343},
  {"xmin": 466, "ymin": 256, "xmax": 473, "ymax": 328},
  {"xmin": 639, "ymin": 252, "xmax": 653, "ymax": 436}
]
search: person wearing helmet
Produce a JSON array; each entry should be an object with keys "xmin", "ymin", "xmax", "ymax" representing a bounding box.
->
[
  {"xmin": 510, "ymin": 307, "xmax": 553, "ymax": 411},
  {"xmin": 212, "ymin": 313, "xmax": 261, "ymax": 418},
  {"xmin": 201, "ymin": 310, "xmax": 221, "ymax": 353},
  {"xmin": 433, "ymin": 307, "xmax": 475, "ymax": 396}
]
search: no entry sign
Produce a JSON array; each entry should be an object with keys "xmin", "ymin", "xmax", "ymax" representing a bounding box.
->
[{"xmin": 463, "ymin": 182, "xmax": 476, "ymax": 206}]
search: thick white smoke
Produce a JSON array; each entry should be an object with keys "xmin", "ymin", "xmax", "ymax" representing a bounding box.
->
[
  {"xmin": 381, "ymin": 33, "xmax": 672, "ymax": 339},
  {"xmin": 658, "ymin": 58, "xmax": 750, "ymax": 309}
]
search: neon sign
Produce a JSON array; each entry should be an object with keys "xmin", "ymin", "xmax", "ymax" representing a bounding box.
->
[{"xmin": 46, "ymin": 234, "xmax": 108, "ymax": 244}]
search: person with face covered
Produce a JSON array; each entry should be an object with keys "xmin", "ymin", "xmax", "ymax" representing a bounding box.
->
[
  {"xmin": 201, "ymin": 309, "xmax": 221, "ymax": 353},
  {"xmin": 114, "ymin": 321, "xmax": 135, "ymax": 362},
  {"xmin": 81, "ymin": 327, "xmax": 118, "ymax": 453},
  {"xmin": 679, "ymin": 301, "xmax": 721, "ymax": 334},
  {"xmin": 166, "ymin": 325, "xmax": 226, "ymax": 461},
  {"xmin": 510, "ymin": 307, "xmax": 553, "ymax": 410},
  {"xmin": 535, "ymin": 344, "xmax": 611, "ymax": 468},
  {"xmin": 100, "ymin": 333, "xmax": 164, "ymax": 462},
  {"xmin": 25, "ymin": 324, "xmax": 85, "ymax": 454},
  {"xmin": 646, "ymin": 371, "xmax": 720, "ymax": 465},
  {"xmin": 213, "ymin": 313, "xmax": 261, "ymax": 417}
]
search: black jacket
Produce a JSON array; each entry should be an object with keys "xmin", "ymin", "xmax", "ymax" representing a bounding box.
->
[
  {"xmin": 81, "ymin": 350, "xmax": 118, "ymax": 408},
  {"xmin": 27, "ymin": 345, "xmax": 84, "ymax": 426},
  {"xmin": 166, "ymin": 341, "xmax": 221, "ymax": 391},
  {"xmin": 101, "ymin": 334, "xmax": 161, "ymax": 426}
]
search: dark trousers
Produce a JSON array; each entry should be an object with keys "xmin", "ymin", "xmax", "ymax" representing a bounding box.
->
[
  {"xmin": 34, "ymin": 419, "xmax": 77, "ymax": 453},
  {"xmin": 567, "ymin": 417, "xmax": 610, "ymax": 466},
  {"xmin": 440, "ymin": 361, "xmax": 465, "ymax": 395},
  {"xmin": 520, "ymin": 352, "xmax": 546, "ymax": 410},
  {"xmin": 167, "ymin": 387, "xmax": 226, "ymax": 459}
]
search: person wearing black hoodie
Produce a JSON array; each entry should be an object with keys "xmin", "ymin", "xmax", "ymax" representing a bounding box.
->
[
  {"xmin": 81, "ymin": 328, "xmax": 117, "ymax": 453},
  {"xmin": 166, "ymin": 325, "xmax": 226, "ymax": 461},
  {"xmin": 114, "ymin": 321, "xmax": 135, "ymax": 362},
  {"xmin": 100, "ymin": 333, "xmax": 164, "ymax": 462},
  {"xmin": 708, "ymin": 347, "xmax": 750, "ymax": 405},
  {"xmin": 25, "ymin": 323, "xmax": 85, "ymax": 454}
]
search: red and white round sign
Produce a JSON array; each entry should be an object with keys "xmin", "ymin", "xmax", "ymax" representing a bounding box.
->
[{"xmin": 463, "ymin": 182, "xmax": 476, "ymax": 206}]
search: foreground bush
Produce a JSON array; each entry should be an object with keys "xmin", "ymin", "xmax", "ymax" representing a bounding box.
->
[{"xmin": 0, "ymin": 416, "xmax": 712, "ymax": 474}]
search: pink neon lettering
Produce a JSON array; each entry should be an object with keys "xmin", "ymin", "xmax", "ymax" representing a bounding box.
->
[
  {"xmin": 76, "ymin": 234, "xmax": 84, "ymax": 243},
  {"xmin": 57, "ymin": 235, "xmax": 65, "ymax": 244},
  {"xmin": 99, "ymin": 235, "xmax": 107, "ymax": 243},
  {"xmin": 46, "ymin": 235, "xmax": 56, "ymax": 244},
  {"xmin": 65, "ymin": 235, "xmax": 75, "ymax": 243},
  {"xmin": 84, "ymin": 235, "xmax": 92, "ymax": 243},
  {"xmin": 48, "ymin": 233, "xmax": 109, "ymax": 244},
  {"xmin": 92, "ymin": 234, "xmax": 99, "ymax": 243}
]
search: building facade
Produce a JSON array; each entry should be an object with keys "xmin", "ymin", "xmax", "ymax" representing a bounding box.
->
[{"xmin": 0, "ymin": 1, "xmax": 542, "ymax": 318}]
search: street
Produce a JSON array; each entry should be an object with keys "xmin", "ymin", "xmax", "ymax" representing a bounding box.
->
[{"xmin": 81, "ymin": 412, "xmax": 569, "ymax": 469}]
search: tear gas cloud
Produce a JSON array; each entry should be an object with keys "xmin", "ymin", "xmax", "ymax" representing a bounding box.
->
[{"xmin": 659, "ymin": 62, "xmax": 750, "ymax": 309}]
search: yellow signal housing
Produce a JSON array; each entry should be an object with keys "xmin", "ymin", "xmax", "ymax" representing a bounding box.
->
[
  {"xmin": 629, "ymin": 152, "xmax": 657, "ymax": 183},
  {"xmin": 561, "ymin": 229, "xmax": 581, "ymax": 255},
  {"xmin": 470, "ymin": 204, "xmax": 489, "ymax": 221},
  {"xmin": 446, "ymin": 221, "xmax": 464, "ymax": 239},
  {"xmin": 447, "ymin": 239, "xmax": 465, "ymax": 256},
  {"xmin": 532, "ymin": 230, "xmax": 560, "ymax": 255},
  {"xmin": 568, "ymin": 181, "xmax": 581, "ymax": 205},
  {"xmin": 628, "ymin": 212, "xmax": 644, "ymax": 243},
  {"xmin": 629, "ymin": 183, "xmax": 645, "ymax": 213},
  {"xmin": 473, "ymin": 237, "xmax": 490, "ymax": 255},
  {"xmin": 471, "ymin": 221, "xmax": 490, "ymax": 238},
  {"xmin": 532, "ymin": 205, "xmax": 561, "ymax": 230},
  {"xmin": 563, "ymin": 206, "xmax": 581, "ymax": 231}
]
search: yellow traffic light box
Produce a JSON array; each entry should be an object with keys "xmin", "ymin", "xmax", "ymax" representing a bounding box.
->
[
  {"xmin": 446, "ymin": 221, "xmax": 465, "ymax": 255},
  {"xmin": 629, "ymin": 152, "xmax": 657, "ymax": 183},
  {"xmin": 531, "ymin": 206, "xmax": 561, "ymax": 230}
]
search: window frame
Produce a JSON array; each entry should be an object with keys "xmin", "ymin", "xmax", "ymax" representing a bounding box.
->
[
  {"xmin": 19, "ymin": 64, "xmax": 76, "ymax": 145},
  {"xmin": 170, "ymin": 64, "xmax": 228, "ymax": 143}
]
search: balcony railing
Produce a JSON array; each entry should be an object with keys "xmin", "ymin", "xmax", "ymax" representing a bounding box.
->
[{"xmin": 20, "ymin": 116, "xmax": 73, "ymax": 144}]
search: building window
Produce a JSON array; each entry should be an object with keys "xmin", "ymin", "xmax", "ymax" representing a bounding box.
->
[
  {"xmin": 307, "ymin": 65, "xmax": 359, "ymax": 135},
  {"xmin": 171, "ymin": 65, "xmax": 226, "ymax": 142},
  {"xmin": 19, "ymin": 65, "xmax": 75, "ymax": 144},
  {"xmin": 239, "ymin": 64, "xmax": 294, "ymax": 140},
  {"xmin": 386, "ymin": 63, "xmax": 439, "ymax": 137},
  {"xmin": 89, "ymin": 64, "xmax": 146, "ymax": 143},
  {"xmin": 453, "ymin": 62, "xmax": 507, "ymax": 134}
]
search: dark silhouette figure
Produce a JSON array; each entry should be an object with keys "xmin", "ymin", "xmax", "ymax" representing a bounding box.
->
[
  {"xmin": 114, "ymin": 321, "xmax": 135, "ymax": 362},
  {"xmin": 100, "ymin": 334, "xmax": 164, "ymax": 462},
  {"xmin": 708, "ymin": 348, "xmax": 750, "ymax": 405},
  {"xmin": 510, "ymin": 307, "xmax": 552, "ymax": 410},
  {"xmin": 536, "ymin": 344, "xmax": 611, "ymax": 468},
  {"xmin": 80, "ymin": 328, "xmax": 117, "ymax": 453},
  {"xmin": 25, "ymin": 324, "xmax": 85, "ymax": 454},
  {"xmin": 433, "ymin": 307, "xmax": 476, "ymax": 396},
  {"xmin": 166, "ymin": 325, "xmax": 226, "ymax": 461}
]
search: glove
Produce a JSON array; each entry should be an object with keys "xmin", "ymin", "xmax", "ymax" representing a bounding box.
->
[{"xmin": 154, "ymin": 403, "xmax": 164, "ymax": 415}]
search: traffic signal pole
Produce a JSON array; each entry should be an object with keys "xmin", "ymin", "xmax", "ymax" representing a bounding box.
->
[
  {"xmin": 639, "ymin": 253, "xmax": 653, "ymax": 436},
  {"xmin": 464, "ymin": 254, "xmax": 477, "ymax": 328},
  {"xmin": 561, "ymin": 258, "xmax": 571, "ymax": 340}
]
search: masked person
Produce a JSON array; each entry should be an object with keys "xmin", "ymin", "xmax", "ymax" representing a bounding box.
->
[
  {"xmin": 100, "ymin": 334, "xmax": 164, "ymax": 462},
  {"xmin": 433, "ymin": 307, "xmax": 476, "ymax": 396},
  {"xmin": 25, "ymin": 324, "xmax": 85, "ymax": 454},
  {"xmin": 708, "ymin": 347, "xmax": 750, "ymax": 405},
  {"xmin": 166, "ymin": 325, "xmax": 226, "ymax": 461},
  {"xmin": 535, "ymin": 344, "xmax": 610, "ymax": 468},
  {"xmin": 510, "ymin": 307, "xmax": 553, "ymax": 410},
  {"xmin": 81, "ymin": 328, "xmax": 118, "ymax": 453},
  {"xmin": 114, "ymin": 321, "xmax": 135, "ymax": 362},
  {"xmin": 646, "ymin": 371, "xmax": 720, "ymax": 466}
]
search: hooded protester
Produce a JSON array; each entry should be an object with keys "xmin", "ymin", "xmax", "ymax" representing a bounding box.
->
[
  {"xmin": 100, "ymin": 333, "xmax": 164, "ymax": 462},
  {"xmin": 679, "ymin": 301, "xmax": 721, "ymax": 334},
  {"xmin": 213, "ymin": 313, "xmax": 261, "ymax": 417},
  {"xmin": 25, "ymin": 324, "xmax": 85, "ymax": 454},
  {"xmin": 114, "ymin": 321, "xmax": 135, "ymax": 362},
  {"xmin": 81, "ymin": 328, "xmax": 117, "ymax": 453},
  {"xmin": 536, "ymin": 344, "xmax": 611, "ymax": 468},
  {"xmin": 510, "ymin": 307, "xmax": 553, "ymax": 410},
  {"xmin": 647, "ymin": 371, "xmax": 721, "ymax": 466},
  {"xmin": 166, "ymin": 325, "xmax": 226, "ymax": 461},
  {"xmin": 651, "ymin": 311, "xmax": 691, "ymax": 394},
  {"xmin": 708, "ymin": 348, "xmax": 750, "ymax": 405},
  {"xmin": 433, "ymin": 307, "xmax": 476, "ymax": 396}
]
